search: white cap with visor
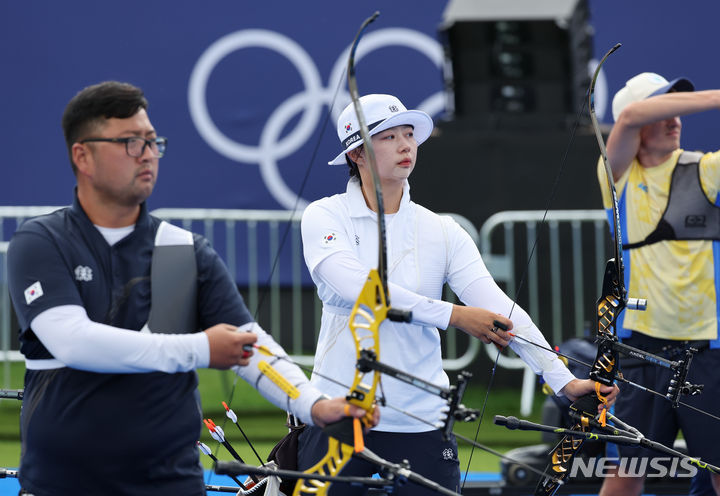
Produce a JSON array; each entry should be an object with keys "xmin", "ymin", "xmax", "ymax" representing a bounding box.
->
[{"xmin": 329, "ymin": 94, "xmax": 434, "ymax": 165}]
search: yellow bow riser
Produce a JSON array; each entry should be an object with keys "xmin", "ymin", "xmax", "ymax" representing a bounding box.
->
[
  {"xmin": 346, "ymin": 269, "xmax": 385, "ymax": 422},
  {"xmin": 292, "ymin": 269, "xmax": 386, "ymax": 494}
]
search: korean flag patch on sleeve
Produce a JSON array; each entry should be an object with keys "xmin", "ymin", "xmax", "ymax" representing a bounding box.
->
[{"xmin": 24, "ymin": 281, "xmax": 44, "ymax": 305}]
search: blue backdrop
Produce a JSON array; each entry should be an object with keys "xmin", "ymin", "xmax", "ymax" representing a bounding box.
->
[{"xmin": 1, "ymin": 0, "xmax": 717, "ymax": 210}]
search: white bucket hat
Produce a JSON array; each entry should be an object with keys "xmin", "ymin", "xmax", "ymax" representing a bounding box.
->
[
  {"xmin": 328, "ymin": 94, "xmax": 434, "ymax": 165},
  {"xmin": 612, "ymin": 72, "xmax": 694, "ymax": 122}
]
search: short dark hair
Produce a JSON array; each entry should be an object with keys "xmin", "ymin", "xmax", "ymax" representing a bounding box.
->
[
  {"xmin": 61, "ymin": 81, "xmax": 148, "ymax": 174},
  {"xmin": 345, "ymin": 154, "xmax": 362, "ymax": 185}
]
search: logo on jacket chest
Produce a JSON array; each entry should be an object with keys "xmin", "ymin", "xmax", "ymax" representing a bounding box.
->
[
  {"xmin": 74, "ymin": 265, "xmax": 93, "ymax": 282},
  {"xmin": 685, "ymin": 215, "xmax": 706, "ymax": 228}
]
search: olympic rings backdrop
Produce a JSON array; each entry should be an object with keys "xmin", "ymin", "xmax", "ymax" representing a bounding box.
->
[{"xmin": 2, "ymin": 0, "xmax": 718, "ymax": 211}]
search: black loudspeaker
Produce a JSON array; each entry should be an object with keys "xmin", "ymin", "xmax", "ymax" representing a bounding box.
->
[
  {"xmin": 410, "ymin": 120, "xmax": 606, "ymax": 230},
  {"xmin": 439, "ymin": 0, "xmax": 593, "ymax": 125}
]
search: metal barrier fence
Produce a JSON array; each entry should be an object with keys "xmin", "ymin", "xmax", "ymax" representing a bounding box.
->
[
  {"xmin": 1, "ymin": 207, "xmax": 69, "ymax": 388},
  {"xmin": 1, "ymin": 241, "xmax": 11, "ymax": 389},
  {"xmin": 0, "ymin": 207, "xmax": 481, "ymax": 377},
  {"xmin": 0, "ymin": 207, "xmax": 612, "ymax": 414}
]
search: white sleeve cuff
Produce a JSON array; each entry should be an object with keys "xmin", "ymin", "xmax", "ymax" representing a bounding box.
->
[
  {"xmin": 232, "ymin": 322, "xmax": 324, "ymax": 426},
  {"xmin": 407, "ymin": 298, "xmax": 454, "ymax": 329},
  {"xmin": 195, "ymin": 332, "xmax": 210, "ymax": 368},
  {"xmin": 507, "ymin": 323, "xmax": 576, "ymax": 396}
]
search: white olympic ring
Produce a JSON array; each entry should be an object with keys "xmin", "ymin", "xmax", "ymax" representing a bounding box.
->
[
  {"xmin": 188, "ymin": 29, "xmax": 610, "ymax": 209},
  {"xmin": 188, "ymin": 28, "xmax": 444, "ymax": 209},
  {"xmin": 188, "ymin": 29, "xmax": 324, "ymax": 165}
]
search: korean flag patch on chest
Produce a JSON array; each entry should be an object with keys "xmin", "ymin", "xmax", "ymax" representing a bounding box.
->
[{"xmin": 24, "ymin": 281, "xmax": 44, "ymax": 305}]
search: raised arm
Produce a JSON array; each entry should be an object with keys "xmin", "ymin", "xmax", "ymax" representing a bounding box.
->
[{"xmin": 607, "ymin": 90, "xmax": 720, "ymax": 179}]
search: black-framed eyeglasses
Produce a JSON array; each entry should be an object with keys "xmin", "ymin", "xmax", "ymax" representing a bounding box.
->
[{"xmin": 79, "ymin": 136, "xmax": 168, "ymax": 158}]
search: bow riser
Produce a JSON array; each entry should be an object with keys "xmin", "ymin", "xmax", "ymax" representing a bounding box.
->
[
  {"xmin": 346, "ymin": 269, "xmax": 385, "ymax": 419},
  {"xmin": 590, "ymin": 258, "xmax": 623, "ymax": 387}
]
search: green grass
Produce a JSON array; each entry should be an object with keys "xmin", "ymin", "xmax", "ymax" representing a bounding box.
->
[{"xmin": 1, "ymin": 363, "xmax": 548, "ymax": 473}]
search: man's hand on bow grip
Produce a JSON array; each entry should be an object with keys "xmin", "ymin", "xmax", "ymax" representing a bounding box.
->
[
  {"xmin": 311, "ymin": 398, "xmax": 380, "ymax": 430},
  {"xmin": 561, "ymin": 379, "xmax": 620, "ymax": 410},
  {"xmin": 449, "ymin": 306, "xmax": 513, "ymax": 348},
  {"xmin": 205, "ymin": 324, "xmax": 258, "ymax": 369}
]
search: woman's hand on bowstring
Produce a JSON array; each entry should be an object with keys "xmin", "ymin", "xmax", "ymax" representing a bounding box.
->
[
  {"xmin": 449, "ymin": 305, "xmax": 513, "ymax": 348},
  {"xmin": 311, "ymin": 397, "xmax": 380, "ymax": 430}
]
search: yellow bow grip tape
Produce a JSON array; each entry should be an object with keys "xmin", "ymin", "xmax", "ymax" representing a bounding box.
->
[{"xmin": 258, "ymin": 360, "xmax": 300, "ymax": 399}]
